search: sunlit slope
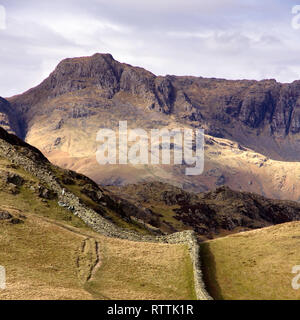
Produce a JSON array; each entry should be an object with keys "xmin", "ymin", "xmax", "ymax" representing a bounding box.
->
[{"xmin": 42, "ymin": 131, "xmax": 300, "ymax": 202}]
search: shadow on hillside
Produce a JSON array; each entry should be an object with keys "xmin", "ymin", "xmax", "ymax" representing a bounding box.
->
[{"xmin": 200, "ymin": 242, "xmax": 224, "ymax": 300}]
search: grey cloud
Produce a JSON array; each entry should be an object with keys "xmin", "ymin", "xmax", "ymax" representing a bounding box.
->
[{"xmin": 0, "ymin": 0, "xmax": 299, "ymax": 97}]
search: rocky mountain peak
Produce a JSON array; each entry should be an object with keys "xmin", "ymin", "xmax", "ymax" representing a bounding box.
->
[
  {"xmin": 5, "ymin": 53, "xmax": 300, "ymax": 167},
  {"xmin": 48, "ymin": 53, "xmax": 124, "ymax": 97},
  {"xmin": 9, "ymin": 53, "xmax": 176, "ymax": 120}
]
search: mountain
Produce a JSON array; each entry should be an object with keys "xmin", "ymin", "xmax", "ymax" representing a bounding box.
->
[
  {"xmin": 7, "ymin": 53, "xmax": 300, "ymax": 158},
  {"xmin": 3, "ymin": 53, "xmax": 300, "ymax": 199}
]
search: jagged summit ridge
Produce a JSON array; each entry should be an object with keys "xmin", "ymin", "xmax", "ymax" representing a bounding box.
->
[
  {"xmin": 3, "ymin": 53, "xmax": 300, "ymax": 200},
  {"xmin": 7, "ymin": 53, "xmax": 300, "ymax": 151},
  {"xmin": 49, "ymin": 53, "xmax": 175, "ymax": 113},
  {"xmin": 9, "ymin": 53, "xmax": 175, "ymax": 117}
]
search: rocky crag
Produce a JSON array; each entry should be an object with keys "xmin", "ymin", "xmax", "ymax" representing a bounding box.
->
[
  {"xmin": 5, "ymin": 53, "xmax": 300, "ymax": 160},
  {"xmin": 109, "ymin": 181, "xmax": 300, "ymax": 240}
]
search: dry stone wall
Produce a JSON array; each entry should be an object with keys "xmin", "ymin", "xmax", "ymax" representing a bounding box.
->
[{"xmin": 0, "ymin": 137, "xmax": 212, "ymax": 300}]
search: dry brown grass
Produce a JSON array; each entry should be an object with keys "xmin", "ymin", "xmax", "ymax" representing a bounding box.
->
[
  {"xmin": 0, "ymin": 214, "xmax": 91, "ymax": 300},
  {"xmin": 201, "ymin": 221, "xmax": 300, "ymax": 300},
  {"xmin": 86, "ymin": 237, "xmax": 196, "ymax": 300},
  {"xmin": 0, "ymin": 189, "xmax": 196, "ymax": 300}
]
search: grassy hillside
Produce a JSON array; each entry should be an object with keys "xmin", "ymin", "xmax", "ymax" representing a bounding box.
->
[
  {"xmin": 0, "ymin": 130, "xmax": 196, "ymax": 300},
  {"xmin": 200, "ymin": 221, "xmax": 300, "ymax": 300},
  {"xmin": 0, "ymin": 185, "xmax": 196, "ymax": 300}
]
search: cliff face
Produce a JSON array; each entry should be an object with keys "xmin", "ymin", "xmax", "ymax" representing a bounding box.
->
[
  {"xmin": 0, "ymin": 97, "xmax": 22, "ymax": 136},
  {"xmin": 8, "ymin": 53, "xmax": 176, "ymax": 120}
]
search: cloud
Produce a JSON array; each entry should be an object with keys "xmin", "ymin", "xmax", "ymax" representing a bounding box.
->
[
  {"xmin": 0, "ymin": 0, "xmax": 299, "ymax": 97},
  {"xmin": 0, "ymin": 5, "xmax": 6, "ymax": 30}
]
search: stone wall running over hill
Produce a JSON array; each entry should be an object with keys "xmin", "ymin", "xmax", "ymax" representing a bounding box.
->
[
  {"xmin": 0, "ymin": 127, "xmax": 212, "ymax": 300},
  {"xmin": 162, "ymin": 231, "xmax": 213, "ymax": 300}
]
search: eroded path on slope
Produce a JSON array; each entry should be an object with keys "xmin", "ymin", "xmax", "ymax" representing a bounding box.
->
[
  {"xmin": 76, "ymin": 238, "xmax": 102, "ymax": 283},
  {"xmin": 27, "ymin": 213, "xmax": 105, "ymax": 297}
]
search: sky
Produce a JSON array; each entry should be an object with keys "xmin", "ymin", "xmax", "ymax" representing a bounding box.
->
[{"xmin": 0, "ymin": 0, "xmax": 300, "ymax": 97}]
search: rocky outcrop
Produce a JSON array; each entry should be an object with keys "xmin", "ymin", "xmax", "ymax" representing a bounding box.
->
[
  {"xmin": 175, "ymin": 185, "xmax": 300, "ymax": 236},
  {"xmin": 0, "ymin": 97, "xmax": 21, "ymax": 137},
  {"xmin": 8, "ymin": 54, "xmax": 175, "ymax": 118},
  {"xmin": 0, "ymin": 211, "xmax": 12, "ymax": 220},
  {"xmin": 112, "ymin": 182, "xmax": 300, "ymax": 239}
]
